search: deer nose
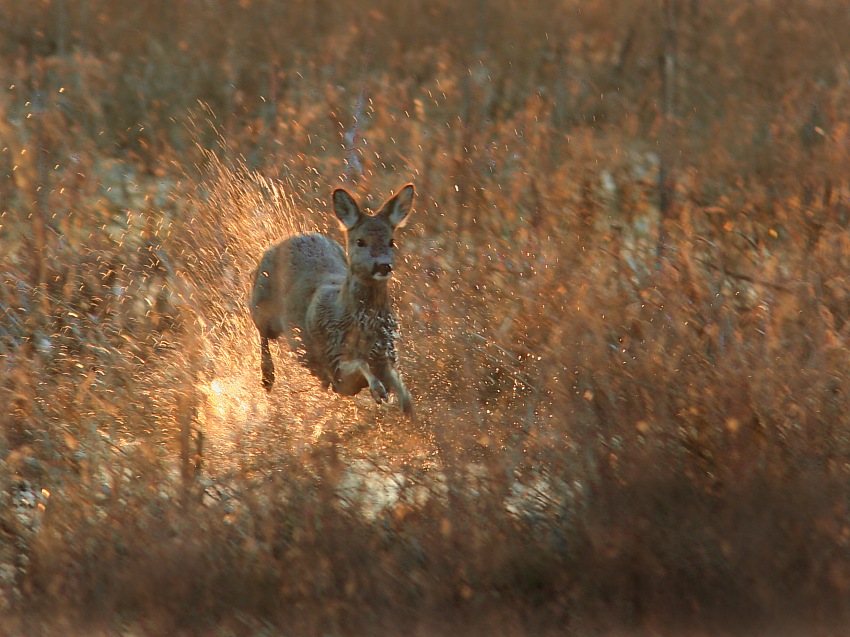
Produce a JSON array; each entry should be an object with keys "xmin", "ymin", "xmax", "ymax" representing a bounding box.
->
[{"xmin": 374, "ymin": 263, "xmax": 392, "ymax": 277}]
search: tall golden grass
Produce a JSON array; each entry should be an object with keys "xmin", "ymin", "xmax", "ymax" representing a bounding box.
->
[{"xmin": 2, "ymin": 1, "xmax": 850, "ymax": 634}]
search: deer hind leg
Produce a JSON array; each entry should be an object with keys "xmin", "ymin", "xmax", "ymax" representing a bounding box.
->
[
  {"xmin": 338, "ymin": 359, "xmax": 388, "ymax": 404},
  {"xmin": 260, "ymin": 336, "xmax": 275, "ymax": 391}
]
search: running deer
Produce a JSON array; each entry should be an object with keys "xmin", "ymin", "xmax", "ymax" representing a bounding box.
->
[{"xmin": 249, "ymin": 184, "xmax": 415, "ymax": 415}]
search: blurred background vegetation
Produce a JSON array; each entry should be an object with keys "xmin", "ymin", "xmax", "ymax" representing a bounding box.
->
[{"xmin": 2, "ymin": 0, "xmax": 850, "ymax": 634}]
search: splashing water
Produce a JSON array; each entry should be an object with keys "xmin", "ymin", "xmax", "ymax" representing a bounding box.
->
[{"xmin": 164, "ymin": 121, "xmax": 433, "ymax": 478}]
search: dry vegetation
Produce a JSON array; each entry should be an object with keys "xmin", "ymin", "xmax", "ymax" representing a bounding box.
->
[{"xmin": 2, "ymin": 0, "xmax": 850, "ymax": 635}]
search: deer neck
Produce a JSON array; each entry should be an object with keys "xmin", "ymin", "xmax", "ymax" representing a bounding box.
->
[{"xmin": 342, "ymin": 277, "xmax": 391, "ymax": 316}]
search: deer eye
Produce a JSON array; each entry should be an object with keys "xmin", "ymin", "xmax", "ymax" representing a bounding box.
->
[{"xmin": 356, "ymin": 239, "xmax": 366, "ymax": 248}]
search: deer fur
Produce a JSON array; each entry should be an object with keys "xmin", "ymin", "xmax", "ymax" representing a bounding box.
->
[{"xmin": 249, "ymin": 184, "xmax": 415, "ymax": 415}]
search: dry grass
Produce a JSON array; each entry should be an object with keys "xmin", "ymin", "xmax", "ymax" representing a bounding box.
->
[{"xmin": 2, "ymin": 1, "xmax": 850, "ymax": 635}]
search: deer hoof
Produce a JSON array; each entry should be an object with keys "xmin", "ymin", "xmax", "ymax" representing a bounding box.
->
[
  {"xmin": 369, "ymin": 379, "xmax": 388, "ymax": 404},
  {"xmin": 398, "ymin": 390, "xmax": 414, "ymax": 416}
]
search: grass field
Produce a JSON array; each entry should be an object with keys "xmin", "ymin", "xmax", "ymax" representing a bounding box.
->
[{"xmin": 2, "ymin": 1, "xmax": 850, "ymax": 635}]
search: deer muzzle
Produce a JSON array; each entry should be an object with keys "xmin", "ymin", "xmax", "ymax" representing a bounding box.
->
[{"xmin": 373, "ymin": 263, "xmax": 392, "ymax": 279}]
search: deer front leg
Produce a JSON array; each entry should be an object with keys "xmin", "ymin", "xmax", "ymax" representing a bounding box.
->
[
  {"xmin": 395, "ymin": 380, "xmax": 413, "ymax": 416},
  {"xmin": 338, "ymin": 359, "xmax": 388, "ymax": 404},
  {"xmin": 378, "ymin": 366, "xmax": 413, "ymax": 416}
]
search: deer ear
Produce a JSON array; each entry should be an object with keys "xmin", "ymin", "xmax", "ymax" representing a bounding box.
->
[
  {"xmin": 332, "ymin": 188, "xmax": 362, "ymax": 230},
  {"xmin": 379, "ymin": 183, "xmax": 414, "ymax": 229}
]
